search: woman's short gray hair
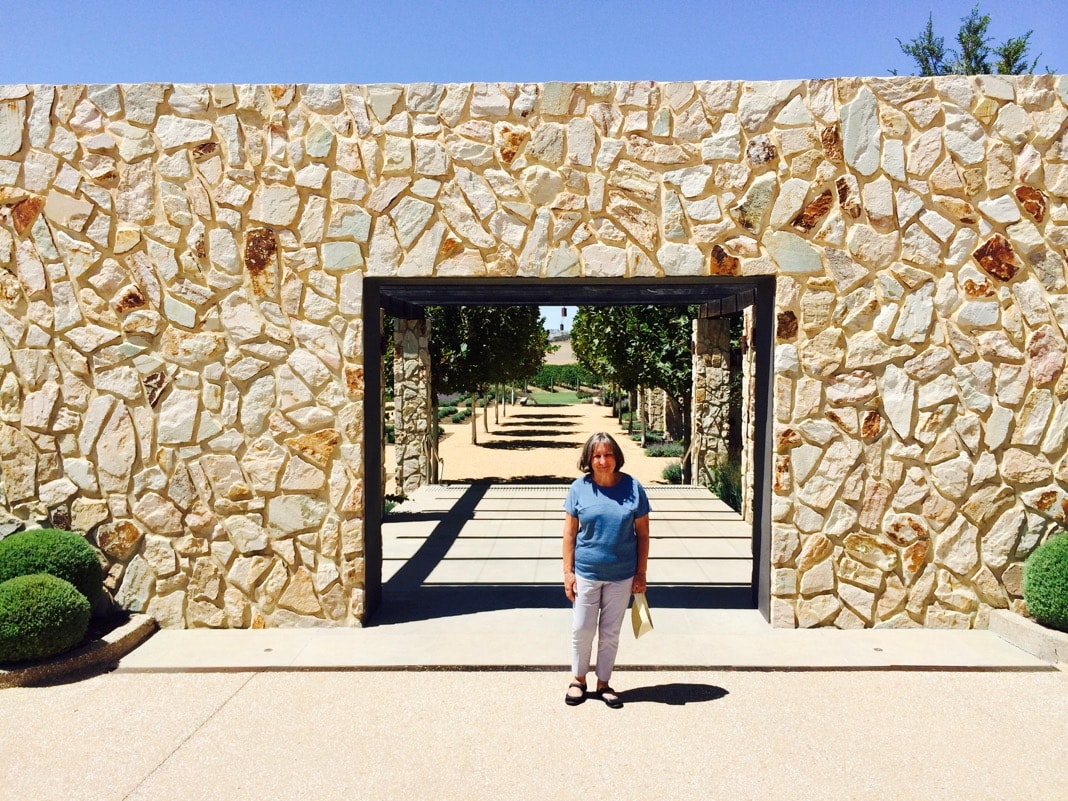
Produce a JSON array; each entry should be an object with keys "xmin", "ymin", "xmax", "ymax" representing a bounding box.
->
[{"xmin": 578, "ymin": 432, "xmax": 625, "ymax": 474}]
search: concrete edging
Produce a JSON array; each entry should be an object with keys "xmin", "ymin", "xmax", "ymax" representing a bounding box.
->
[
  {"xmin": 987, "ymin": 609, "xmax": 1068, "ymax": 666},
  {"xmin": 0, "ymin": 614, "xmax": 158, "ymax": 689}
]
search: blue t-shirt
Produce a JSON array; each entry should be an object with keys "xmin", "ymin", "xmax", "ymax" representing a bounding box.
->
[{"xmin": 564, "ymin": 473, "xmax": 651, "ymax": 582}]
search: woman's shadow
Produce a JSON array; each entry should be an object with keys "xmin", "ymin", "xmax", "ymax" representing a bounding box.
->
[{"xmin": 617, "ymin": 683, "xmax": 729, "ymax": 705}]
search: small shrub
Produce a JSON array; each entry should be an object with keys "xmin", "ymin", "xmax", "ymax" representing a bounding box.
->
[
  {"xmin": 1023, "ymin": 533, "xmax": 1068, "ymax": 632},
  {"xmin": 704, "ymin": 460, "xmax": 744, "ymax": 514},
  {"xmin": 0, "ymin": 574, "xmax": 91, "ymax": 663},
  {"xmin": 450, "ymin": 409, "xmax": 471, "ymax": 424},
  {"xmin": 438, "ymin": 405, "xmax": 458, "ymax": 419},
  {"xmin": 383, "ymin": 424, "xmax": 396, "ymax": 444},
  {"xmin": 661, "ymin": 461, "xmax": 683, "ymax": 485},
  {"xmin": 0, "ymin": 528, "xmax": 104, "ymax": 606},
  {"xmin": 646, "ymin": 442, "xmax": 684, "ymax": 458}
]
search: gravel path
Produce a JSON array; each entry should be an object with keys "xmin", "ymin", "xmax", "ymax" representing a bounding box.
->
[{"xmin": 388, "ymin": 400, "xmax": 678, "ymax": 491}]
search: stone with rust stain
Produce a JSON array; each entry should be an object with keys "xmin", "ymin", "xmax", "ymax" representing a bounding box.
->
[
  {"xmin": 709, "ymin": 244, "xmax": 740, "ymax": 275},
  {"xmin": 821, "ymin": 124, "xmax": 843, "ymax": 164},
  {"xmin": 113, "ymin": 286, "xmax": 146, "ymax": 314},
  {"xmin": 244, "ymin": 228, "xmax": 278, "ymax": 297},
  {"xmin": 345, "ymin": 366, "xmax": 364, "ymax": 398},
  {"xmin": 777, "ymin": 310, "xmax": 798, "ymax": 340},
  {"xmin": 791, "ymin": 190, "xmax": 833, "ymax": 233},
  {"xmin": 143, "ymin": 371, "xmax": 171, "ymax": 408},
  {"xmin": 11, "ymin": 196, "xmax": 43, "ymax": 235},
  {"xmin": 903, "ymin": 540, "xmax": 928, "ymax": 574},
  {"xmin": 285, "ymin": 429, "xmax": 341, "ymax": 470},
  {"xmin": 1014, "ymin": 186, "xmax": 1046, "ymax": 223},
  {"xmin": 95, "ymin": 520, "xmax": 144, "ymax": 561},
  {"xmin": 885, "ymin": 514, "xmax": 927, "ymax": 546},
  {"xmin": 962, "ymin": 278, "xmax": 995, "ymax": 298},
  {"xmin": 774, "ymin": 454, "xmax": 791, "ymax": 493},
  {"xmin": 776, "ymin": 427, "xmax": 802, "ymax": 452},
  {"xmin": 973, "ymin": 234, "xmax": 1020, "ymax": 282},
  {"xmin": 192, "ymin": 142, "xmax": 218, "ymax": 160},
  {"xmin": 439, "ymin": 236, "xmax": 463, "ymax": 260},
  {"xmin": 747, "ymin": 135, "xmax": 777, "ymax": 166},
  {"xmin": 861, "ymin": 410, "xmax": 883, "ymax": 440},
  {"xmin": 496, "ymin": 125, "xmax": 528, "ymax": 165},
  {"xmin": 835, "ymin": 176, "xmax": 861, "ymax": 218}
]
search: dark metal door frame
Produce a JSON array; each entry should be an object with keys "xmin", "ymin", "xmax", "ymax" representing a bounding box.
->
[{"xmin": 362, "ymin": 276, "xmax": 775, "ymax": 622}]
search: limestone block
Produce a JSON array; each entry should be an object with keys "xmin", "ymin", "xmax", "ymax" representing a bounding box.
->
[
  {"xmin": 797, "ymin": 594, "xmax": 841, "ymax": 628},
  {"xmin": 115, "ymin": 555, "xmax": 156, "ymax": 613},
  {"xmin": 840, "ymin": 87, "xmax": 881, "ymax": 176}
]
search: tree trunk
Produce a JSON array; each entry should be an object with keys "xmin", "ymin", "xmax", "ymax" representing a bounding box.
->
[
  {"xmin": 470, "ymin": 389, "xmax": 478, "ymax": 445},
  {"xmin": 640, "ymin": 388, "xmax": 648, "ymax": 448},
  {"xmin": 628, "ymin": 389, "xmax": 637, "ymax": 433},
  {"xmin": 681, "ymin": 394, "xmax": 693, "ymax": 484},
  {"xmin": 483, "ymin": 391, "xmax": 489, "ymax": 433},
  {"xmin": 429, "ymin": 395, "xmax": 440, "ymax": 483}
]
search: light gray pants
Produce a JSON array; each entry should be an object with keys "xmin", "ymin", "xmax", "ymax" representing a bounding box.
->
[{"xmin": 571, "ymin": 575, "xmax": 634, "ymax": 682}]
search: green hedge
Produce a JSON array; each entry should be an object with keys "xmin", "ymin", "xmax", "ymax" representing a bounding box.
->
[
  {"xmin": 1023, "ymin": 533, "xmax": 1068, "ymax": 632},
  {"xmin": 646, "ymin": 442, "xmax": 684, "ymax": 458},
  {"xmin": 0, "ymin": 574, "xmax": 91, "ymax": 663},
  {"xmin": 661, "ymin": 461, "xmax": 683, "ymax": 484},
  {"xmin": 0, "ymin": 529, "xmax": 105, "ymax": 606}
]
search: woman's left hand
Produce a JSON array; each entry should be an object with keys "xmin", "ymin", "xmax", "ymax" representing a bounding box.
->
[{"xmin": 632, "ymin": 572, "xmax": 647, "ymax": 594}]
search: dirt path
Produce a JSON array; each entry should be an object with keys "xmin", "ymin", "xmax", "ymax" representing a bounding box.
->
[{"xmin": 386, "ymin": 401, "xmax": 678, "ymax": 492}]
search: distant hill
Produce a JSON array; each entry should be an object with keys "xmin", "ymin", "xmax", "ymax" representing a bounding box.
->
[{"xmin": 545, "ymin": 339, "xmax": 574, "ymax": 365}]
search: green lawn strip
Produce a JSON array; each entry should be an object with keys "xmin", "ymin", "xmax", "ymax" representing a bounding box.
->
[{"xmin": 527, "ymin": 390, "xmax": 585, "ymax": 405}]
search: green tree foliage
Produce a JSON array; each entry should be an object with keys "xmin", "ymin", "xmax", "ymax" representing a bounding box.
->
[
  {"xmin": 426, "ymin": 305, "xmax": 551, "ymax": 443},
  {"xmin": 572, "ymin": 305, "xmax": 698, "ymax": 478},
  {"xmin": 896, "ymin": 5, "xmax": 1042, "ymax": 76}
]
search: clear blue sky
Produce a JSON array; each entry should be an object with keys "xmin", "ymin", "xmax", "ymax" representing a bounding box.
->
[{"xmin": 0, "ymin": 0, "xmax": 1064, "ymax": 83}]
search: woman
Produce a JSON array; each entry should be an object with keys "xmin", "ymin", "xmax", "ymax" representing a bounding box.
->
[{"xmin": 562, "ymin": 431, "xmax": 650, "ymax": 709}]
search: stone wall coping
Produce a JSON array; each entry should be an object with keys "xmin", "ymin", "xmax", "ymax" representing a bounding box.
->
[{"xmin": 987, "ymin": 608, "xmax": 1068, "ymax": 666}]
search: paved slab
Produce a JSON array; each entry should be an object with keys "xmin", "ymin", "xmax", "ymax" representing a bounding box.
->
[{"xmin": 116, "ymin": 608, "xmax": 1052, "ymax": 672}]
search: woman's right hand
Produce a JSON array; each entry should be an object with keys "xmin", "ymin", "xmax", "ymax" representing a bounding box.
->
[{"xmin": 564, "ymin": 571, "xmax": 577, "ymax": 602}]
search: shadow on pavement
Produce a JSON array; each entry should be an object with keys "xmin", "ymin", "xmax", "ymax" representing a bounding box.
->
[
  {"xmin": 617, "ymin": 683, "xmax": 729, "ymax": 705},
  {"xmin": 479, "ymin": 439, "xmax": 576, "ymax": 450},
  {"xmin": 493, "ymin": 428, "xmax": 574, "ymax": 438},
  {"xmin": 500, "ymin": 418, "xmax": 579, "ymax": 427}
]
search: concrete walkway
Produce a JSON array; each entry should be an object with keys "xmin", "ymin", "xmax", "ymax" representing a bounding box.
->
[{"xmin": 3, "ymin": 669, "xmax": 1065, "ymax": 800}]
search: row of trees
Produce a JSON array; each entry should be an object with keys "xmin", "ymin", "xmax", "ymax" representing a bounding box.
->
[
  {"xmin": 426, "ymin": 305, "xmax": 551, "ymax": 444},
  {"xmin": 571, "ymin": 305, "xmax": 698, "ymax": 480}
]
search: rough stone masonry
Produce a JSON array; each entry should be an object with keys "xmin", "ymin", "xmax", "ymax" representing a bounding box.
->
[{"xmin": 0, "ymin": 76, "xmax": 1066, "ymax": 629}]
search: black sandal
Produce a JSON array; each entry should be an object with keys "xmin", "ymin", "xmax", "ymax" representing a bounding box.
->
[
  {"xmin": 595, "ymin": 686, "xmax": 623, "ymax": 709},
  {"xmin": 565, "ymin": 681, "xmax": 587, "ymax": 706}
]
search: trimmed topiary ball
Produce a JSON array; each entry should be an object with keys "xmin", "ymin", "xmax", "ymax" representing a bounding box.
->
[
  {"xmin": 1023, "ymin": 533, "xmax": 1068, "ymax": 632},
  {"xmin": 0, "ymin": 574, "xmax": 91, "ymax": 663},
  {"xmin": 0, "ymin": 528, "xmax": 104, "ymax": 606}
]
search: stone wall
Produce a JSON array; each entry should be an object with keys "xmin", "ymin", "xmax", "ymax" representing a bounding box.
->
[
  {"xmin": 692, "ymin": 316, "xmax": 733, "ymax": 482},
  {"xmin": 1, "ymin": 77, "xmax": 1066, "ymax": 628},
  {"xmin": 392, "ymin": 317, "xmax": 434, "ymax": 493}
]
